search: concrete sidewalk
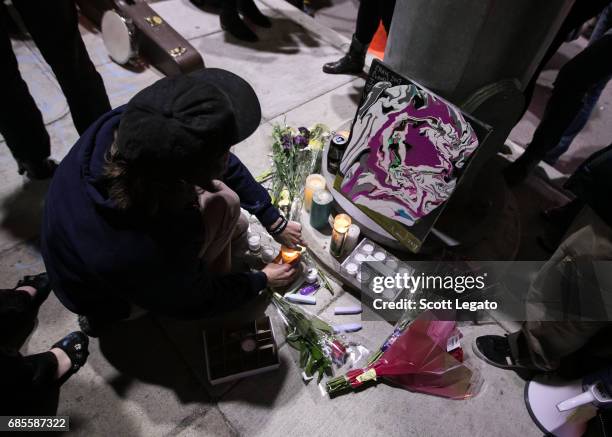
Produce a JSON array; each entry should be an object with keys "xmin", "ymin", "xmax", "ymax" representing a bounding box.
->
[{"xmin": 0, "ymin": 1, "xmax": 542, "ymax": 435}]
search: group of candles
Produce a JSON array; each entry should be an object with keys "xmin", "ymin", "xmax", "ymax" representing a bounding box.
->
[
  {"xmin": 304, "ymin": 174, "xmax": 360, "ymax": 258},
  {"xmin": 248, "ymin": 230, "xmax": 302, "ymax": 266}
]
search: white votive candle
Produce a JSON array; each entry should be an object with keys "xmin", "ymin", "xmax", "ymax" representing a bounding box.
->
[
  {"xmin": 385, "ymin": 259, "xmax": 398, "ymax": 270},
  {"xmin": 345, "ymin": 262, "xmax": 358, "ymax": 277},
  {"xmin": 261, "ymin": 245, "xmax": 276, "ymax": 263},
  {"xmin": 374, "ymin": 251, "xmax": 386, "ymax": 261},
  {"xmin": 362, "ymin": 243, "xmax": 374, "ymax": 255},
  {"xmin": 354, "ymin": 253, "xmax": 366, "ymax": 264},
  {"xmin": 248, "ymin": 234, "xmax": 261, "ymax": 252}
]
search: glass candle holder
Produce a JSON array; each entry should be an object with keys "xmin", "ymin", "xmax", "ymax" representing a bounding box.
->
[
  {"xmin": 281, "ymin": 245, "xmax": 301, "ymax": 265},
  {"xmin": 330, "ymin": 213, "xmax": 351, "ymax": 257},
  {"xmin": 248, "ymin": 233, "xmax": 261, "ymax": 252},
  {"xmin": 310, "ymin": 189, "xmax": 333, "ymax": 230},
  {"xmin": 261, "ymin": 245, "xmax": 277, "ymax": 263},
  {"xmin": 303, "ymin": 174, "xmax": 326, "ymax": 212}
]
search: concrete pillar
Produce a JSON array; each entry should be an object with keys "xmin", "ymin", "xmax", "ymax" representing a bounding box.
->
[
  {"xmin": 385, "ymin": 0, "xmax": 574, "ymax": 103},
  {"xmin": 383, "ymin": 0, "xmax": 575, "ymax": 245}
]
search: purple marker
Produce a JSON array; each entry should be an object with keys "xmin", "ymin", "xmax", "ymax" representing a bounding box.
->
[{"xmin": 299, "ymin": 283, "xmax": 320, "ymax": 295}]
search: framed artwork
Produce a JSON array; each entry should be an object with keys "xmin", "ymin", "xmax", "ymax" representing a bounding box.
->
[{"xmin": 334, "ymin": 60, "xmax": 492, "ymax": 252}]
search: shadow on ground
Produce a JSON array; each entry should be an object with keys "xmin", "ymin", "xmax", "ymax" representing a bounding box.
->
[
  {"xmin": 94, "ymin": 314, "xmax": 209, "ymax": 404},
  {"xmin": 0, "ymin": 179, "xmax": 50, "ymax": 244}
]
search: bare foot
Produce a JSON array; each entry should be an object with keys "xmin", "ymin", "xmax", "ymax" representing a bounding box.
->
[{"xmin": 50, "ymin": 348, "xmax": 72, "ymax": 379}]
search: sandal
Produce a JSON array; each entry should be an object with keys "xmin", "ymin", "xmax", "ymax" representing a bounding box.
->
[
  {"xmin": 51, "ymin": 331, "xmax": 89, "ymax": 384},
  {"xmin": 15, "ymin": 273, "xmax": 52, "ymax": 308}
]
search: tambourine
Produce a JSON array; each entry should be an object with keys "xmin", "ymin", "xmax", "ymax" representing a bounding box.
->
[{"xmin": 101, "ymin": 9, "xmax": 138, "ymax": 65}]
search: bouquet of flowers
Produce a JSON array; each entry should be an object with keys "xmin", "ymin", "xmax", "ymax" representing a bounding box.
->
[
  {"xmin": 259, "ymin": 122, "xmax": 336, "ymax": 294},
  {"xmin": 271, "ymin": 291, "xmax": 350, "ymax": 382},
  {"xmin": 259, "ymin": 123, "xmax": 329, "ymax": 218},
  {"xmin": 326, "ymin": 311, "xmax": 481, "ymax": 399}
]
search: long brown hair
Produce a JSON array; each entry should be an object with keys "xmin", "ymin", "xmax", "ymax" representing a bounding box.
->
[{"xmin": 103, "ymin": 144, "xmax": 196, "ymax": 217}]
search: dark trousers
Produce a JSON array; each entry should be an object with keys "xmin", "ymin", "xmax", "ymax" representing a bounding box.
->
[
  {"xmin": 0, "ymin": 349, "xmax": 59, "ymax": 414},
  {"xmin": 523, "ymin": 32, "xmax": 612, "ymax": 160},
  {"xmin": 355, "ymin": 0, "xmax": 396, "ymax": 45},
  {"xmin": 522, "ymin": 0, "xmax": 611, "ymax": 116},
  {"xmin": 0, "ymin": 290, "xmax": 59, "ymax": 414},
  {"xmin": 0, "ymin": 0, "xmax": 110, "ymax": 163},
  {"xmin": 508, "ymin": 207, "xmax": 612, "ymax": 376}
]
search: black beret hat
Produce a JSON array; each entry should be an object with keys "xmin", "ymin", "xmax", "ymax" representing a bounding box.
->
[{"xmin": 116, "ymin": 68, "xmax": 261, "ymax": 179}]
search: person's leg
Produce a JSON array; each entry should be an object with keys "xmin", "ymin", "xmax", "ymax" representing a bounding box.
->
[
  {"xmin": 237, "ymin": 0, "xmax": 271, "ymax": 28},
  {"xmin": 21, "ymin": 351, "xmax": 59, "ymax": 385},
  {"xmin": 380, "ymin": 0, "xmax": 396, "ymax": 35},
  {"xmin": 0, "ymin": 9, "xmax": 53, "ymax": 175},
  {"xmin": 530, "ymin": 32, "xmax": 612, "ymax": 154},
  {"xmin": 12, "ymin": 0, "xmax": 111, "ymax": 135},
  {"xmin": 543, "ymin": 84, "xmax": 603, "ymax": 165},
  {"xmin": 477, "ymin": 206, "xmax": 612, "ymax": 372},
  {"xmin": 198, "ymin": 180, "xmax": 242, "ymax": 273},
  {"xmin": 354, "ymin": 0, "xmax": 384, "ymax": 45},
  {"xmin": 508, "ymin": 321, "xmax": 610, "ymax": 372},
  {"xmin": 505, "ymin": 33, "xmax": 612, "ymax": 184},
  {"xmin": 0, "ymin": 273, "xmax": 52, "ymax": 346},
  {"xmin": 220, "ymin": 0, "xmax": 258, "ymax": 42},
  {"xmin": 323, "ymin": 0, "xmax": 383, "ymax": 75},
  {"xmin": 544, "ymin": 10, "xmax": 612, "ymax": 164}
]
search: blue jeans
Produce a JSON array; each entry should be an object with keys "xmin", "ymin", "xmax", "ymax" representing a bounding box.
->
[{"xmin": 545, "ymin": 5, "xmax": 612, "ymax": 164}]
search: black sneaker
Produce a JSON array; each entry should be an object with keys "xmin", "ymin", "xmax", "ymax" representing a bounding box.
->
[
  {"xmin": 15, "ymin": 272, "xmax": 52, "ymax": 308},
  {"xmin": 472, "ymin": 335, "xmax": 524, "ymax": 370},
  {"xmin": 51, "ymin": 331, "xmax": 89, "ymax": 383}
]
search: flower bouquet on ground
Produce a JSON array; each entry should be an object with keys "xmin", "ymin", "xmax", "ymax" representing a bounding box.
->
[
  {"xmin": 270, "ymin": 291, "xmax": 361, "ymax": 382},
  {"xmin": 326, "ymin": 311, "xmax": 482, "ymax": 399},
  {"xmin": 259, "ymin": 123, "xmax": 329, "ymax": 217}
]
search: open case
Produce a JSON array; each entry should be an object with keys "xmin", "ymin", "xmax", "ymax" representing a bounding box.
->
[{"xmin": 203, "ymin": 316, "xmax": 280, "ymax": 385}]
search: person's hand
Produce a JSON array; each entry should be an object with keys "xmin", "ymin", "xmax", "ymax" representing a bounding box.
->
[
  {"xmin": 273, "ymin": 220, "xmax": 305, "ymax": 248},
  {"xmin": 262, "ymin": 263, "xmax": 300, "ymax": 288}
]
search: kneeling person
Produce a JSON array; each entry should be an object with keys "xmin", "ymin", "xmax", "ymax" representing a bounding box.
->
[{"xmin": 41, "ymin": 69, "xmax": 300, "ymax": 335}]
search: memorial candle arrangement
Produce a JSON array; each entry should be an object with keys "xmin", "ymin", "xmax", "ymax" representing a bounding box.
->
[
  {"xmin": 330, "ymin": 214, "xmax": 352, "ymax": 258},
  {"xmin": 303, "ymin": 174, "xmax": 326, "ymax": 212}
]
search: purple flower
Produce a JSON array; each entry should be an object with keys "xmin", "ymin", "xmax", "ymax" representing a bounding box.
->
[
  {"xmin": 281, "ymin": 134, "xmax": 293, "ymax": 150},
  {"xmin": 298, "ymin": 127, "xmax": 310, "ymax": 141},
  {"xmin": 294, "ymin": 135, "xmax": 308, "ymax": 149}
]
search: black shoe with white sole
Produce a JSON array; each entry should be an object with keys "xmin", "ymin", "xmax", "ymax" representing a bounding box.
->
[{"xmin": 473, "ymin": 335, "xmax": 525, "ymax": 370}]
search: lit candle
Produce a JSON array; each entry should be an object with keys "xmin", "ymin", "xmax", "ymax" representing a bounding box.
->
[
  {"xmin": 330, "ymin": 214, "xmax": 351, "ymax": 257},
  {"xmin": 281, "ymin": 245, "xmax": 301, "ymax": 265},
  {"xmin": 304, "ymin": 174, "xmax": 326, "ymax": 212}
]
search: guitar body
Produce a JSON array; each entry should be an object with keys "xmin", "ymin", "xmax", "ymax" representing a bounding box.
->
[{"xmin": 76, "ymin": 0, "xmax": 205, "ymax": 76}]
